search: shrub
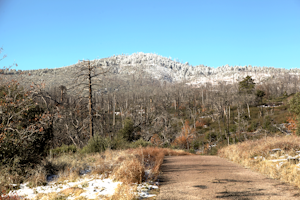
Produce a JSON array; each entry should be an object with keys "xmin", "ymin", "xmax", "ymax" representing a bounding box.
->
[
  {"xmin": 249, "ymin": 121, "xmax": 259, "ymax": 132},
  {"xmin": 107, "ymin": 132, "xmax": 128, "ymax": 150},
  {"xmin": 209, "ymin": 147, "xmax": 218, "ymax": 155},
  {"xmin": 118, "ymin": 118, "xmax": 135, "ymax": 142},
  {"xmin": 188, "ymin": 148, "xmax": 196, "ymax": 154},
  {"xmin": 263, "ymin": 116, "xmax": 277, "ymax": 133},
  {"xmin": 130, "ymin": 138, "xmax": 152, "ymax": 148},
  {"xmin": 80, "ymin": 135, "xmax": 108, "ymax": 154},
  {"xmin": 205, "ymin": 132, "xmax": 217, "ymax": 141},
  {"xmin": 190, "ymin": 139, "xmax": 201, "ymax": 150}
]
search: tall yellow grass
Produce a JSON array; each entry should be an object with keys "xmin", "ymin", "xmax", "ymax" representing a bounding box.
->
[{"xmin": 218, "ymin": 135, "xmax": 300, "ymax": 188}]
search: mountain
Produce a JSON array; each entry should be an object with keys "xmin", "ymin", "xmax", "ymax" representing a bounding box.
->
[
  {"xmin": 97, "ymin": 52, "xmax": 300, "ymax": 86},
  {"xmin": 2, "ymin": 52, "xmax": 300, "ymax": 88}
]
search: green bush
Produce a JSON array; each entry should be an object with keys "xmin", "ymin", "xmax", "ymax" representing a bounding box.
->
[
  {"xmin": 190, "ymin": 139, "xmax": 202, "ymax": 150},
  {"xmin": 255, "ymin": 90, "xmax": 266, "ymax": 103},
  {"xmin": 109, "ymin": 132, "xmax": 128, "ymax": 150},
  {"xmin": 263, "ymin": 116, "xmax": 277, "ymax": 133},
  {"xmin": 205, "ymin": 132, "xmax": 217, "ymax": 141},
  {"xmin": 188, "ymin": 148, "xmax": 196, "ymax": 154},
  {"xmin": 129, "ymin": 138, "xmax": 152, "ymax": 148},
  {"xmin": 80, "ymin": 135, "xmax": 108, "ymax": 154},
  {"xmin": 209, "ymin": 147, "xmax": 218, "ymax": 155},
  {"xmin": 249, "ymin": 121, "xmax": 259, "ymax": 132},
  {"xmin": 161, "ymin": 142, "xmax": 171, "ymax": 148},
  {"xmin": 118, "ymin": 118, "xmax": 135, "ymax": 142}
]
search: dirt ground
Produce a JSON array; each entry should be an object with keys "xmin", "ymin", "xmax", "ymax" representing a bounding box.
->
[{"xmin": 156, "ymin": 155, "xmax": 300, "ymax": 200}]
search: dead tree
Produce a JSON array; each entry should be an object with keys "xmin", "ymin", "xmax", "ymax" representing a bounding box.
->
[
  {"xmin": 72, "ymin": 60, "xmax": 110, "ymax": 138},
  {"xmin": 59, "ymin": 85, "xmax": 67, "ymax": 103}
]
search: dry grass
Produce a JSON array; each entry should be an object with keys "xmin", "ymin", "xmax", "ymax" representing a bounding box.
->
[
  {"xmin": 113, "ymin": 156, "xmax": 144, "ymax": 184},
  {"xmin": 113, "ymin": 147, "xmax": 191, "ymax": 183},
  {"xmin": 218, "ymin": 135, "xmax": 300, "ymax": 188},
  {"xmin": 135, "ymin": 147, "xmax": 191, "ymax": 179},
  {"xmin": 105, "ymin": 184, "xmax": 137, "ymax": 200},
  {"xmin": 1, "ymin": 147, "xmax": 191, "ymax": 199}
]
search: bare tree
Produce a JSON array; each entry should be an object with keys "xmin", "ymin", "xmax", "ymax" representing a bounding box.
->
[
  {"xmin": 59, "ymin": 85, "xmax": 67, "ymax": 103},
  {"xmin": 72, "ymin": 60, "xmax": 110, "ymax": 138}
]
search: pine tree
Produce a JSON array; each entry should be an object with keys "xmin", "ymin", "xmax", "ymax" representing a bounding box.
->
[{"xmin": 239, "ymin": 75, "xmax": 255, "ymax": 94}]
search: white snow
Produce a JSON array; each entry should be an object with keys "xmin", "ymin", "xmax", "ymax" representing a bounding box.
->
[
  {"xmin": 269, "ymin": 159, "xmax": 287, "ymax": 162},
  {"xmin": 136, "ymin": 182, "xmax": 159, "ymax": 198},
  {"xmin": 4, "ymin": 175, "xmax": 122, "ymax": 200},
  {"xmin": 91, "ymin": 52, "xmax": 300, "ymax": 86},
  {"xmin": 3, "ymin": 173, "xmax": 159, "ymax": 199}
]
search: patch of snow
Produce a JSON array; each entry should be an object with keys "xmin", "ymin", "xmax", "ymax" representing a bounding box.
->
[
  {"xmin": 3, "ymin": 175, "xmax": 122, "ymax": 200},
  {"xmin": 136, "ymin": 182, "xmax": 159, "ymax": 199},
  {"xmin": 254, "ymin": 156, "xmax": 265, "ymax": 160},
  {"xmin": 4, "ymin": 166, "xmax": 160, "ymax": 200},
  {"xmin": 271, "ymin": 148, "xmax": 281, "ymax": 152},
  {"xmin": 269, "ymin": 159, "xmax": 287, "ymax": 162},
  {"xmin": 276, "ymin": 162, "xmax": 284, "ymax": 169},
  {"xmin": 279, "ymin": 155, "xmax": 287, "ymax": 159}
]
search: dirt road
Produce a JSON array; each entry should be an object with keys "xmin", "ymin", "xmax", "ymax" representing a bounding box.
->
[{"xmin": 156, "ymin": 155, "xmax": 300, "ymax": 200}]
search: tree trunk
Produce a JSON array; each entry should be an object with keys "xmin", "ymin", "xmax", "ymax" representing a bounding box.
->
[
  {"xmin": 247, "ymin": 103, "xmax": 251, "ymax": 119},
  {"xmin": 202, "ymin": 90, "xmax": 204, "ymax": 105},
  {"xmin": 238, "ymin": 107, "xmax": 240, "ymax": 134},
  {"xmin": 88, "ymin": 60, "xmax": 94, "ymax": 138},
  {"xmin": 174, "ymin": 99, "xmax": 176, "ymax": 110},
  {"xmin": 113, "ymin": 93, "xmax": 115, "ymax": 126}
]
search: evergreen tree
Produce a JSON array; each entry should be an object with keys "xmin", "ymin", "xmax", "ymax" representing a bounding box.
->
[{"xmin": 239, "ymin": 75, "xmax": 255, "ymax": 94}]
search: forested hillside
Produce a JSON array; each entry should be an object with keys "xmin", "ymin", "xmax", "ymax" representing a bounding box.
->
[{"xmin": 1, "ymin": 53, "xmax": 300, "ymax": 151}]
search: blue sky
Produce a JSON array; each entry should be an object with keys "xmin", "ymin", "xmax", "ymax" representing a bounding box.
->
[{"xmin": 0, "ymin": 0, "xmax": 299, "ymax": 70}]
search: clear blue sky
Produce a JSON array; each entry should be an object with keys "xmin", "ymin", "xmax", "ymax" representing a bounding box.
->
[{"xmin": 1, "ymin": 0, "xmax": 299, "ymax": 70}]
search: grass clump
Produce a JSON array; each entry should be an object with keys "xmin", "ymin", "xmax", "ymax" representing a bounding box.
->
[{"xmin": 113, "ymin": 156, "xmax": 144, "ymax": 184}]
